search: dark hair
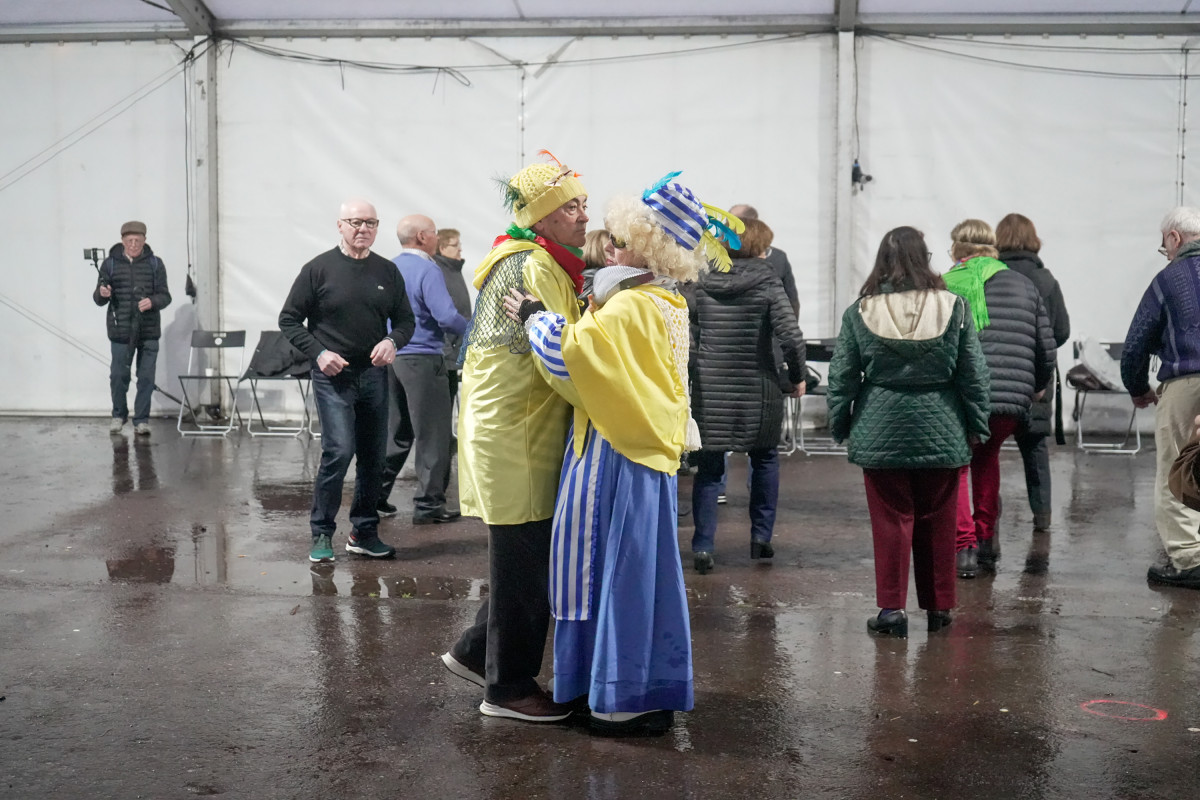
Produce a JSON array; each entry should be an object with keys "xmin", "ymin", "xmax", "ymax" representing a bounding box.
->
[
  {"xmin": 859, "ymin": 226, "xmax": 945, "ymax": 297},
  {"xmin": 727, "ymin": 217, "xmax": 773, "ymax": 259},
  {"xmin": 995, "ymin": 213, "xmax": 1041, "ymax": 253}
]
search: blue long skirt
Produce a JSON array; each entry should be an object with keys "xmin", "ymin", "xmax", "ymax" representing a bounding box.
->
[{"xmin": 551, "ymin": 436, "xmax": 694, "ymax": 714}]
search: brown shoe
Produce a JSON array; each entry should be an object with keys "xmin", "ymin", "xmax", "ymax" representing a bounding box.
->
[{"xmin": 480, "ymin": 692, "xmax": 573, "ymax": 723}]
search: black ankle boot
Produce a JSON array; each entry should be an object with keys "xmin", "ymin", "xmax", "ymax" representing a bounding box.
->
[
  {"xmin": 693, "ymin": 552, "xmax": 714, "ymax": 574},
  {"xmin": 956, "ymin": 546, "xmax": 978, "ymax": 579},
  {"xmin": 977, "ymin": 536, "xmax": 1000, "ymax": 570},
  {"xmin": 927, "ymin": 610, "xmax": 953, "ymax": 632},
  {"xmin": 867, "ymin": 609, "xmax": 908, "ymax": 638},
  {"xmin": 750, "ymin": 541, "xmax": 774, "ymax": 560}
]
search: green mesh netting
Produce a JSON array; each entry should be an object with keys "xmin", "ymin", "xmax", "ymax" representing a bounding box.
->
[{"xmin": 460, "ymin": 250, "xmax": 532, "ymax": 360}]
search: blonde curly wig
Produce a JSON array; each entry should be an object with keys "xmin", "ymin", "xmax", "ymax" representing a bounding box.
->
[{"xmin": 604, "ymin": 195, "xmax": 710, "ymax": 283}]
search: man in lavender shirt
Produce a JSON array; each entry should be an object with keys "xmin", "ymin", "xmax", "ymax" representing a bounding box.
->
[{"xmin": 379, "ymin": 214, "xmax": 470, "ymax": 524}]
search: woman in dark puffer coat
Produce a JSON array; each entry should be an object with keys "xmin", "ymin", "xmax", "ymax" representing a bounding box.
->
[
  {"xmin": 688, "ymin": 219, "xmax": 805, "ymax": 574},
  {"xmin": 828, "ymin": 226, "xmax": 991, "ymax": 637},
  {"xmin": 996, "ymin": 213, "xmax": 1070, "ymax": 533},
  {"xmin": 944, "ymin": 219, "xmax": 1056, "ymax": 578}
]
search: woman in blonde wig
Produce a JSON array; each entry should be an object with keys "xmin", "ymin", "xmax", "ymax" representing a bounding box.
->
[{"xmin": 504, "ymin": 172, "xmax": 742, "ymax": 734}]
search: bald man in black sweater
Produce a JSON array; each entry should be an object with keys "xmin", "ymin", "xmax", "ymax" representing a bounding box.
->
[{"xmin": 280, "ymin": 199, "xmax": 416, "ymax": 563}]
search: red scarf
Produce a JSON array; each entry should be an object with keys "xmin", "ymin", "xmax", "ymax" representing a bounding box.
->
[{"xmin": 492, "ymin": 234, "xmax": 586, "ymax": 295}]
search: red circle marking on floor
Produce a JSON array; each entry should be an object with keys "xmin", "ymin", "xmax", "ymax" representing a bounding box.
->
[{"xmin": 1080, "ymin": 700, "xmax": 1168, "ymax": 721}]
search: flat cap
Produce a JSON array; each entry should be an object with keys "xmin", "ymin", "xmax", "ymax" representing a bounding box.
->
[{"xmin": 120, "ymin": 220, "xmax": 147, "ymax": 236}]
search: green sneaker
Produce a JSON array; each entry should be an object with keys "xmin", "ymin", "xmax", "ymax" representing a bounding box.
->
[
  {"xmin": 346, "ymin": 532, "xmax": 396, "ymax": 559},
  {"xmin": 309, "ymin": 534, "xmax": 335, "ymax": 563}
]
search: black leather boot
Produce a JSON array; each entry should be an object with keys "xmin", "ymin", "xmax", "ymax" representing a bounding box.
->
[
  {"xmin": 750, "ymin": 541, "xmax": 774, "ymax": 560},
  {"xmin": 867, "ymin": 609, "xmax": 908, "ymax": 638},
  {"xmin": 927, "ymin": 610, "xmax": 953, "ymax": 632},
  {"xmin": 956, "ymin": 546, "xmax": 978, "ymax": 579},
  {"xmin": 977, "ymin": 536, "xmax": 1000, "ymax": 570}
]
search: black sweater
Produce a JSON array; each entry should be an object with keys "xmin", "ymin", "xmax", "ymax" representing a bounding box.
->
[{"xmin": 279, "ymin": 248, "xmax": 415, "ymax": 369}]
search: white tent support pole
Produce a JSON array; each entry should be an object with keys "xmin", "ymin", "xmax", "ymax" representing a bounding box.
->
[
  {"xmin": 164, "ymin": 0, "xmax": 214, "ymax": 37},
  {"xmin": 833, "ymin": 29, "xmax": 856, "ymax": 335},
  {"xmin": 192, "ymin": 40, "xmax": 223, "ymax": 404}
]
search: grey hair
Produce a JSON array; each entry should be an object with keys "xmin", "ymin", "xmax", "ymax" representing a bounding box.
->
[
  {"xmin": 1160, "ymin": 206, "xmax": 1200, "ymax": 237},
  {"xmin": 396, "ymin": 217, "xmax": 424, "ymax": 244}
]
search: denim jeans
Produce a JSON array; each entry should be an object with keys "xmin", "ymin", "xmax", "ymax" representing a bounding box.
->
[
  {"xmin": 691, "ymin": 447, "xmax": 780, "ymax": 552},
  {"xmin": 310, "ymin": 365, "xmax": 388, "ymax": 539},
  {"xmin": 110, "ymin": 338, "xmax": 158, "ymax": 424}
]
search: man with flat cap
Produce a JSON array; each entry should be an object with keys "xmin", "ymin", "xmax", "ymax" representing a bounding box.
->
[
  {"xmin": 279, "ymin": 199, "xmax": 416, "ymax": 564},
  {"xmin": 93, "ymin": 220, "xmax": 171, "ymax": 436},
  {"xmin": 441, "ymin": 153, "xmax": 588, "ymax": 722}
]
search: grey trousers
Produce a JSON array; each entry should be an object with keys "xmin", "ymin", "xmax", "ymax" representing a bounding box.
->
[{"xmin": 380, "ymin": 353, "xmax": 453, "ymax": 516}]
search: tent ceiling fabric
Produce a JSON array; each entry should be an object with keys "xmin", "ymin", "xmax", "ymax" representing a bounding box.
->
[{"xmin": 1, "ymin": 0, "xmax": 1199, "ymax": 39}]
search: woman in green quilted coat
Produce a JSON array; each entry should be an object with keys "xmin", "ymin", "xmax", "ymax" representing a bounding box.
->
[{"xmin": 827, "ymin": 227, "xmax": 991, "ymax": 637}]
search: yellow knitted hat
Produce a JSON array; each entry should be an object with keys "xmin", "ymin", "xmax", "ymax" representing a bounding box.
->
[{"xmin": 506, "ymin": 151, "xmax": 588, "ymax": 229}]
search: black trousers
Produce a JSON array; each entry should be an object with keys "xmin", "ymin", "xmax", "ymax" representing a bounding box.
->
[
  {"xmin": 450, "ymin": 518, "xmax": 553, "ymax": 703},
  {"xmin": 1014, "ymin": 430, "xmax": 1052, "ymax": 514}
]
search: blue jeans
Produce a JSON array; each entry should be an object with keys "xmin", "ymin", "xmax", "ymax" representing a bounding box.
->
[
  {"xmin": 310, "ymin": 366, "xmax": 388, "ymax": 539},
  {"xmin": 691, "ymin": 447, "xmax": 780, "ymax": 553},
  {"xmin": 110, "ymin": 339, "xmax": 158, "ymax": 424}
]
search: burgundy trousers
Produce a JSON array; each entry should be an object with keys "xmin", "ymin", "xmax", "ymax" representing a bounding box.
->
[
  {"xmin": 956, "ymin": 414, "xmax": 1021, "ymax": 551},
  {"xmin": 863, "ymin": 467, "xmax": 960, "ymax": 612}
]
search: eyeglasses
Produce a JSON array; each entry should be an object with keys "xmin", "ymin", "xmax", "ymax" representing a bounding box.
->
[
  {"xmin": 609, "ymin": 233, "xmax": 627, "ymax": 249},
  {"xmin": 340, "ymin": 218, "xmax": 379, "ymax": 229}
]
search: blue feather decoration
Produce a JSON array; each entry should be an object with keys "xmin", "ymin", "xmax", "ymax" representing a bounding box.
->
[
  {"xmin": 707, "ymin": 216, "xmax": 742, "ymax": 250},
  {"xmin": 642, "ymin": 170, "xmax": 683, "ymax": 201}
]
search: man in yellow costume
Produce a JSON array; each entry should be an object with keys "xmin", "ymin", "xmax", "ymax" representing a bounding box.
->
[{"xmin": 440, "ymin": 152, "xmax": 587, "ymax": 722}]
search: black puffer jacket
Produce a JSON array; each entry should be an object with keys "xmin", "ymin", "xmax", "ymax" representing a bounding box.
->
[
  {"xmin": 688, "ymin": 258, "xmax": 805, "ymax": 451},
  {"xmin": 92, "ymin": 243, "xmax": 171, "ymax": 343},
  {"xmin": 957, "ymin": 267, "xmax": 1056, "ymax": 419},
  {"xmin": 999, "ymin": 250, "xmax": 1070, "ymax": 436}
]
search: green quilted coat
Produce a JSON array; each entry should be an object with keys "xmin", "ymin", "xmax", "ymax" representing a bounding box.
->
[{"xmin": 827, "ymin": 288, "xmax": 991, "ymax": 469}]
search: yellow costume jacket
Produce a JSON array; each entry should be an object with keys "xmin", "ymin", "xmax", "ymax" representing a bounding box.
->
[{"xmin": 457, "ymin": 239, "xmax": 581, "ymax": 525}]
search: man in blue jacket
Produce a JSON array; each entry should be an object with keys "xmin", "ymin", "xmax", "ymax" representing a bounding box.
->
[
  {"xmin": 379, "ymin": 214, "xmax": 469, "ymax": 524},
  {"xmin": 92, "ymin": 220, "xmax": 171, "ymax": 437},
  {"xmin": 1122, "ymin": 206, "xmax": 1200, "ymax": 590}
]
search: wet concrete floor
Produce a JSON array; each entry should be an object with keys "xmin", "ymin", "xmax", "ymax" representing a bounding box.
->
[{"xmin": 1, "ymin": 417, "xmax": 1198, "ymax": 799}]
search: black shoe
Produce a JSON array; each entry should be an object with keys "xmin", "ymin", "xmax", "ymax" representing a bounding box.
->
[
  {"xmin": 977, "ymin": 536, "xmax": 1000, "ymax": 570},
  {"xmin": 927, "ymin": 610, "xmax": 953, "ymax": 632},
  {"xmin": 377, "ymin": 501, "xmax": 398, "ymax": 517},
  {"xmin": 413, "ymin": 509, "xmax": 462, "ymax": 525},
  {"xmin": 956, "ymin": 546, "xmax": 978, "ymax": 579},
  {"xmin": 693, "ymin": 552, "xmax": 714, "ymax": 574},
  {"xmin": 1032, "ymin": 511, "xmax": 1051, "ymax": 532},
  {"xmin": 589, "ymin": 709, "xmax": 674, "ymax": 736},
  {"xmin": 867, "ymin": 609, "xmax": 908, "ymax": 638},
  {"xmin": 1147, "ymin": 562, "xmax": 1200, "ymax": 589},
  {"xmin": 750, "ymin": 541, "xmax": 774, "ymax": 560}
]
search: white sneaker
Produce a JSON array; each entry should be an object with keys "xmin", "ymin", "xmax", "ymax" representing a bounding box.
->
[
  {"xmin": 134, "ymin": 422, "xmax": 151, "ymax": 436},
  {"xmin": 440, "ymin": 652, "xmax": 486, "ymax": 688},
  {"xmin": 109, "ymin": 418, "xmax": 125, "ymax": 434}
]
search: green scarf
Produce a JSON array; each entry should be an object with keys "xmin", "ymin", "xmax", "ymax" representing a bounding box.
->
[{"xmin": 944, "ymin": 256, "xmax": 1007, "ymax": 331}]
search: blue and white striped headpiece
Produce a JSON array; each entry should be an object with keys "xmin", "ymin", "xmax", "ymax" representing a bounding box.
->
[
  {"xmin": 642, "ymin": 172, "xmax": 708, "ymax": 250},
  {"xmin": 640, "ymin": 171, "xmax": 745, "ymax": 271}
]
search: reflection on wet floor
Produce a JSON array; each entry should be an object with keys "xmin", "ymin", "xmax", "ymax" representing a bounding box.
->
[{"xmin": 5, "ymin": 420, "xmax": 1200, "ymax": 798}]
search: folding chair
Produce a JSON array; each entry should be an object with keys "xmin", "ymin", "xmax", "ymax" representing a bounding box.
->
[
  {"xmin": 796, "ymin": 339, "xmax": 847, "ymax": 456},
  {"xmin": 240, "ymin": 331, "xmax": 313, "ymax": 438},
  {"xmin": 177, "ymin": 330, "xmax": 246, "ymax": 437},
  {"xmin": 1071, "ymin": 341, "xmax": 1142, "ymax": 455}
]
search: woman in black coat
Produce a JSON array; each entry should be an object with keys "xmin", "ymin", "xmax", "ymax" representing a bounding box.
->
[
  {"xmin": 996, "ymin": 213, "xmax": 1070, "ymax": 532},
  {"xmin": 688, "ymin": 219, "xmax": 805, "ymax": 574}
]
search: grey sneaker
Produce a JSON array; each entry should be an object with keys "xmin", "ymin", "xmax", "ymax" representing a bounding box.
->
[
  {"xmin": 134, "ymin": 422, "xmax": 151, "ymax": 436},
  {"xmin": 109, "ymin": 417, "xmax": 125, "ymax": 434}
]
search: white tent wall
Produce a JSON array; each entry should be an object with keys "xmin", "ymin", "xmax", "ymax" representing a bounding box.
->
[
  {"xmin": 216, "ymin": 34, "xmax": 834, "ymax": 420},
  {"xmin": 2, "ymin": 32, "xmax": 1197, "ymax": 433},
  {"xmin": 0, "ymin": 41, "xmax": 190, "ymax": 416},
  {"xmin": 852, "ymin": 34, "xmax": 1189, "ymax": 432}
]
